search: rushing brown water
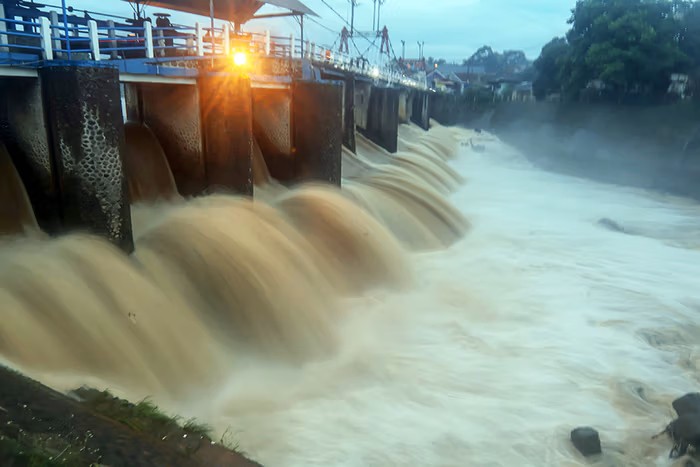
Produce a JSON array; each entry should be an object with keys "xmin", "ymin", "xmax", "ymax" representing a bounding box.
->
[
  {"xmin": 4, "ymin": 121, "xmax": 696, "ymax": 466},
  {"xmin": 0, "ymin": 143, "xmax": 38, "ymax": 236},
  {"xmin": 0, "ymin": 120, "xmax": 468, "ymax": 417}
]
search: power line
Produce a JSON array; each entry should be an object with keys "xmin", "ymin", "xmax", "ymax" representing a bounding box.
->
[
  {"xmin": 306, "ymin": 15, "xmax": 338, "ymax": 34},
  {"xmin": 317, "ymin": 0, "xmax": 381, "ymax": 56},
  {"xmin": 319, "ymin": 0, "xmax": 350, "ymax": 25}
]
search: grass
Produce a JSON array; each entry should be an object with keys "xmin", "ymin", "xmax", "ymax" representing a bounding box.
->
[
  {"xmin": 0, "ymin": 432, "xmax": 88, "ymax": 467},
  {"xmin": 71, "ymin": 387, "xmax": 213, "ymax": 440}
]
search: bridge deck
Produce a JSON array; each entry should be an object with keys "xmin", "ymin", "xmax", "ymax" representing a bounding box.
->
[{"xmin": 0, "ymin": 2, "xmax": 426, "ymax": 89}]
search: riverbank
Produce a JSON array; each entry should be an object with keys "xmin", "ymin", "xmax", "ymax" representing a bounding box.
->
[
  {"xmin": 449, "ymin": 100, "xmax": 700, "ymax": 200},
  {"xmin": 0, "ymin": 366, "xmax": 262, "ymax": 466}
]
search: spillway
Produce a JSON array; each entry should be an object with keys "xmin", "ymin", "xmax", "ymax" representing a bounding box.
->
[{"xmin": 2, "ymin": 123, "xmax": 698, "ymax": 466}]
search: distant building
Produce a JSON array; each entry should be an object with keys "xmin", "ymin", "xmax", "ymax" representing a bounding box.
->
[
  {"xmin": 486, "ymin": 77, "xmax": 533, "ymax": 101},
  {"xmin": 427, "ymin": 69, "xmax": 464, "ymax": 94},
  {"xmin": 512, "ymin": 82, "xmax": 534, "ymax": 102},
  {"xmin": 435, "ymin": 63, "xmax": 488, "ymax": 85},
  {"xmin": 668, "ymin": 73, "xmax": 690, "ymax": 99}
]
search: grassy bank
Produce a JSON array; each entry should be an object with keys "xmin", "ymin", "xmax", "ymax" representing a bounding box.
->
[{"xmin": 0, "ymin": 367, "xmax": 262, "ymax": 467}]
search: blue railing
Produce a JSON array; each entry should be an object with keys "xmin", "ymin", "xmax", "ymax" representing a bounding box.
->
[{"xmin": 0, "ymin": 4, "xmax": 426, "ymax": 88}]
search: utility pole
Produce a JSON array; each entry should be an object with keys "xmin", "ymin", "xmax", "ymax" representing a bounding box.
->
[
  {"xmin": 372, "ymin": 0, "xmax": 377, "ymax": 32},
  {"xmin": 401, "ymin": 39, "xmax": 405, "ymax": 60},
  {"xmin": 350, "ymin": 0, "xmax": 357, "ymax": 36}
]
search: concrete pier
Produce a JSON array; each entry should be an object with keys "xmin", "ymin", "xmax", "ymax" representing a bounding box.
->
[
  {"xmin": 293, "ymin": 80, "xmax": 343, "ymax": 185},
  {"xmin": 398, "ymin": 90, "xmax": 412, "ymax": 124},
  {"xmin": 361, "ymin": 86, "xmax": 400, "ymax": 153},
  {"xmin": 39, "ymin": 64, "xmax": 133, "ymax": 252},
  {"xmin": 199, "ymin": 73, "xmax": 254, "ymax": 195},
  {"xmin": 343, "ymin": 74, "xmax": 357, "ymax": 153},
  {"xmin": 411, "ymin": 91, "xmax": 431, "ymax": 130},
  {"xmin": 429, "ymin": 92, "xmax": 459, "ymax": 126}
]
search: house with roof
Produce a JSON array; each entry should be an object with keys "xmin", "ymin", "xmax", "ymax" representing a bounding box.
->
[{"xmin": 426, "ymin": 68, "xmax": 464, "ymax": 94}]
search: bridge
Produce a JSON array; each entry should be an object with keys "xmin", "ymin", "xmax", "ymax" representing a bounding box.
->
[{"xmin": 0, "ymin": 0, "xmax": 437, "ymax": 252}]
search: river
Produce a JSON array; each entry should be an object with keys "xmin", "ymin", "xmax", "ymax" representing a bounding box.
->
[
  {"xmin": 2, "ymin": 126, "xmax": 699, "ymax": 466},
  {"xmin": 202, "ymin": 131, "xmax": 700, "ymax": 466}
]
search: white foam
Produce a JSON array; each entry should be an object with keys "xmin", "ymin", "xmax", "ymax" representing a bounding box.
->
[{"xmin": 208, "ymin": 133, "xmax": 700, "ymax": 467}]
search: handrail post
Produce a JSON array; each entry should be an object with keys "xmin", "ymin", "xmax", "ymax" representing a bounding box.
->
[
  {"xmin": 223, "ymin": 23, "xmax": 230, "ymax": 55},
  {"xmin": 265, "ymin": 30, "xmax": 271, "ymax": 56},
  {"xmin": 156, "ymin": 28, "xmax": 165, "ymax": 57},
  {"xmin": 49, "ymin": 11, "xmax": 60, "ymax": 55},
  {"xmin": 195, "ymin": 22, "xmax": 203, "ymax": 56},
  {"xmin": 310, "ymin": 42, "xmax": 315, "ymax": 61},
  {"xmin": 144, "ymin": 21, "xmax": 154, "ymax": 58},
  {"xmin": 39, "ymin": 17, "xmax": 53, "ymax": 60},
  {"xmin": 289, "ymin": 33, "xmax": 294, "ymax": 58},
  {"xmin": 0, "ymin": 4, "xmax": 7, "ymax": 48},
  {"xmin": 88, "ymin": 20, "xmax": 100, "ymax": 61},
  {"xmin": 107, "ymin": 20, "xmax": 117, "ymax": 59}
]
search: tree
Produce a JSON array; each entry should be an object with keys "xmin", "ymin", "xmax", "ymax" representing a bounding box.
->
[
  {"xmin": 558, "ymin": 0, "xmax": 690, "ymax": 101},
  {"xmin": 533, "ymin": 37, "xmax": 570, "ymax": 100},
  {"xmin": 462, "ymin": 46, "xmax": 531, "ymax": 75}
]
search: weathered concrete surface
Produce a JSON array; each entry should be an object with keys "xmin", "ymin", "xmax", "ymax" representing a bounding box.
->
[
  {"xmin": 252, "ymin": 87, "xmax": 295, "ymax": 182},
  {"xmin": 199, "ymin": 73, "xmax": 254, "ymax": 195},
  {"xmin": 360, "ymin": 86, "xmax": 400, "ymax": 153},
  {"xmin": 429, "ymin": 92, "xmax": 460, "ymax": 126},
  {"xmin": 343, "ymin": 75, "xmax": 357, "ymax": 153},
  {"xmin": 0, "ymin": 143, "xmax": 38, "ymax": 235},
  {"xmin": 39, "ymin": 64, "xmax": 133, "ymax": 252},
  {"xmin": 0, "ymin": 77, "xmax": 59, "ymax": 231},
  {"xmin": 411, "ymin": 91, "xmax": 430, "ymax": 130},
  {"xmin": 122, "ymin": 122, "xmax": 179, "ymax": 203},
  {"xmin": 478, "ymin": 101, "xmax": 700, "ymax": 200},
  {"xmin": 354, "ymin": 80, "xmax": 372, "ymax": 130},
  {"xmin": 398, "ymin": 90, "xmax": 413, "ymax": 124},
  {"xmin": 293, "ymin": 80, "xmax": 343, "ymax": 185},
  {"xmin": 139, "ymin": 83, "xmax": 206, "ymax": 197}
]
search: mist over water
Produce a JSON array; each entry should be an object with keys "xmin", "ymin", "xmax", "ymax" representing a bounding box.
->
[{"xmin": 1, "ymin": 123, "xmax": 700, "ymax": 466}]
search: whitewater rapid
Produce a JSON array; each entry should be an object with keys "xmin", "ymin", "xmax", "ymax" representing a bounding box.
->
[{"xmin": 196, "ymin": 134, "xmax": 700, "ymax": 467}]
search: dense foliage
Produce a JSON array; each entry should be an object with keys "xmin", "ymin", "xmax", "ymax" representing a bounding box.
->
[
  {"xmin": 533, "ymin": 0, "xmax": 700, "ymax": 102},
  {"xmin": 462, "ymin": 46, "xmax": 531, "ymax": 75}
]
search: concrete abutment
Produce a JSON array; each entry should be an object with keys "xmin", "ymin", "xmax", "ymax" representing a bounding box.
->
[
  {"xmin": 360, "ymin": 86, "xmax": 400, "ymax": 153},
  {"xmin": 39, "ymin": 64, "xmax": 134, "ymax": 252},
  {"xmin": 411, "ymin": 91, "xmax": 431, "ymax": 130},
  {"xmin": 2, "ymin": 62, "xmax": 436, "ymax": 248}
]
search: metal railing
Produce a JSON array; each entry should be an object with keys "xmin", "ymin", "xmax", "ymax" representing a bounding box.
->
[{"xmin": 0, "ymin": 8, "xmax": 426, "ymax": 89}]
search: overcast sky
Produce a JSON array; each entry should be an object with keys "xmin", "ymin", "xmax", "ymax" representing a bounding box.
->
[{"xmin": 64, "ymin": 0, "xmax": 575, "ymax": 61}]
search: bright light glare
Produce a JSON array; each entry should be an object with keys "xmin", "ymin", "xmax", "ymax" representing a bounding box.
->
[
  {"xmin": 233, "ymin": 52, "xmax": 247, "ymax": 66},
  {"xmin": 371, "ymin": 67, "xmax": 380, "ymax": 78}
]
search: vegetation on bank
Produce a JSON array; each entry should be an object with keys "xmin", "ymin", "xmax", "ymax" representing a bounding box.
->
[
  {"xmin": 0, "ymin": 366, "xmax": 260, "ymax": 467},
  {"xmin": 533, "ymin": 0, "xmax": 700, "ymax": 103}
]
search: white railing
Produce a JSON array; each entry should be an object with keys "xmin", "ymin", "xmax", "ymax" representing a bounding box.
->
[{"xmin": 0, "ymin": 10, "xmax": 426, "ymax": 89}]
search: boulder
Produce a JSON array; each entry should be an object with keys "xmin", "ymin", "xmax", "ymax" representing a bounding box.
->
[
  {"xmin": 666, "ymin": 414, "xmax": 700, "ymax": 459},
  {"xmin": 571, "ymin": 427, "xmax": 602, "ymax": 457},
  {"xmin": 673, "ymin": 393, "xmax": 700, "ymax": 417}
]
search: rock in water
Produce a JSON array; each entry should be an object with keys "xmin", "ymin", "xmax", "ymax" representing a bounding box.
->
[
  {"xmin": 571, "ymin": 427, "xmax": 602, "ymax": 457},
  {"xmin": 674, "ymin": 393, "xmax": 700, "ymax": 417},
  {"xmin": 666, "ymin": 414, "xmax": 700, "ymax": 459}
]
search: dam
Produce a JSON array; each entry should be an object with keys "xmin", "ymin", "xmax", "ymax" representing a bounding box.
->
[{"xmin": 2, "ymin": 1, "xmax": 700, "ymax": 466}]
